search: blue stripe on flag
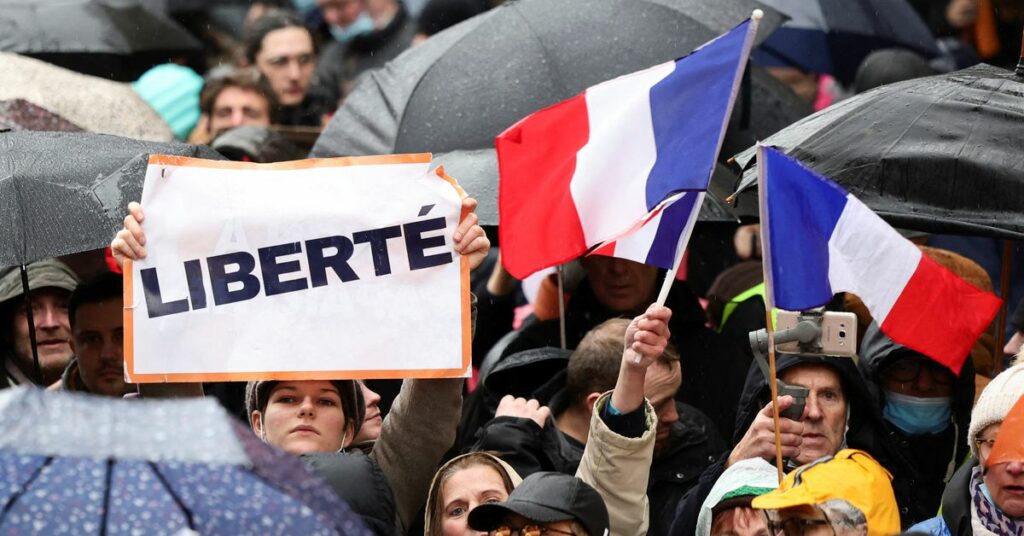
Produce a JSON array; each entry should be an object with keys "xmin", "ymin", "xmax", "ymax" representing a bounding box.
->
[
  {"xmin": 645, "ymin": 192, "xmax": 699, "ymax": 269},
  {"xmin": 644, "ymin": 19, "xmax": 753, "ymax": 208},
  {"xmin": 763, "ymin": 147, "xmax": 849, "ymax": 310}
]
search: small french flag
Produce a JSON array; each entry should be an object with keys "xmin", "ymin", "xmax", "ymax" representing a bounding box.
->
[
  {"xmin": 758, "ymin": 145, "xmax": 1001, "ymax": 373},
  {"xmin": 496, "ymin": 17, "xmax": 758, "ymax": 279}
]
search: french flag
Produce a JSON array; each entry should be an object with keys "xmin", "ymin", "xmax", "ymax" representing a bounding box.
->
[
  {"xmin": 496, "ymin": 17, "xmax": 758, "ymax": 279},
  {"xmin": 590, "ymin": 191, "xmax": 704, "ymax": 270},
  {"xmin": 758, "ymin": 145, "xmax": 1001, "ymax": 373}
]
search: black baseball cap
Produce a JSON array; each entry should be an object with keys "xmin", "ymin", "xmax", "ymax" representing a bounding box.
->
[{"xmin": 468, "ymin": 472, "xmax": 609, "ymax": 536}]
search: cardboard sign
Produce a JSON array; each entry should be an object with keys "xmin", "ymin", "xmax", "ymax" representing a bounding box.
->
[{"xmin": 124, "ymin": 154, "xmax": 471, "ymax": 382}]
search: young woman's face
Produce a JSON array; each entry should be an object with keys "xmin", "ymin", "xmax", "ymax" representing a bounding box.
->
[
  {"xmin": 251, "ymin": 380, "xmax": 347, "ymax": 455},
  {"xmin": 441, "ymin": 464, "xmax": 509, "ymax": 536}
]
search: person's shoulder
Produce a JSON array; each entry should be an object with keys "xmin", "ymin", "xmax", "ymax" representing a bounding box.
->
[{"xmin": 906, "ymin": 515, "xmax": 949, "ymax": 536}]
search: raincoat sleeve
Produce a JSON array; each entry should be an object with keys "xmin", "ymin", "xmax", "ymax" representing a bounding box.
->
[
  {"xmin": 576, "ymin": 391, "xmax": 656, "ymax": 536},
  {"xmin": 369, "ymin": 294, "xmax": 474, "ymax": 533}
]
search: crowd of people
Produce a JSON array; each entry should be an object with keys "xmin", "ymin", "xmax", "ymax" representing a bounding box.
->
[{"xmin": 3, "ymin": 0, "xmax": 1024, "ymax": 534}]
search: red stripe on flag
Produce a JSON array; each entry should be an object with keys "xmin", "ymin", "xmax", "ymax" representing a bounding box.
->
[
  {"xmin": 881, "ymin": 254, "xmax": 1002, "ymax": 375},
  {"xmin": 589, "ymin": 241, "xmax": 616, "ymax": 258},
  {"xmin": 497, "ymin": 94, "xmax": 590, "ymax": 279}
]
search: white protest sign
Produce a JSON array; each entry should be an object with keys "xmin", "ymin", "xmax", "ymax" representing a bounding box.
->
[{"xmin": 124, "ymin": 154, "xmax": 471, "ymax": 382}]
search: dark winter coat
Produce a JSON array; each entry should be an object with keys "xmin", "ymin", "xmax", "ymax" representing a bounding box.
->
[
  {"xmin": 302, "ymin": 451, "xmax": 398, "ymax": 536},
  {"xmin": 500, "ymin": 277, "xmax": 750, "ymax": 443},
  {"xmin": 670, "ymin": 353, "xmax": 889, "ymax": 535},
  {"xmin": 858, "ymin": 322, "xmax": 975, "ymax": 527},
  {"xmin": 474, "ymin": 400, "xmax": 726, "ymax": 535}
]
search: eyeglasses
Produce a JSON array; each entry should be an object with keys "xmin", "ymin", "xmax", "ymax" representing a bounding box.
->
[
  {"xmin": 976, "ymin": 437, "xmax": 998, "ymax": 457},
  {"xmin": 766, "ymin": 517, "xmax": 835, "ymax": 535},
  {"xmin": 881, "ymin": 358, "xmax": 953, "ymax": 386},
  {"xmin": 491, "ymin": 525, "xmax": 575, "ymax": 536}
]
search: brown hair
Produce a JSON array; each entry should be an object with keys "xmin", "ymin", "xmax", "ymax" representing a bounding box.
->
[
  {"xmin": 427, "ymin": 453, "xmax": 516, "ymax": 536},
  {"xmin": 564, "ymin": 318, "xmax": 679, "ymax": 406},
  {"xmin": 199, "ymin": 67, "xmax": 278, "ymax": 119}
]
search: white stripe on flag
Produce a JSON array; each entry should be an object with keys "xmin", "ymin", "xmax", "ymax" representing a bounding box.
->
[
  {"xmin": 827, "ymin": 195, "xmax": 922, "ymax": 321},
  {"xmin": 612, "ymin": 207, "xmax": 666, "ymax": 263},
  {"xmin": 570, "ymin": 61, "xmax": 676, "ymax": 246}
]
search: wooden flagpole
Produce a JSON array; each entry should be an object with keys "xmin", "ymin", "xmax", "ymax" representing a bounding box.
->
[{"xmin": 756, "ymin": 144, "xmax": 785, "ymax": 482}]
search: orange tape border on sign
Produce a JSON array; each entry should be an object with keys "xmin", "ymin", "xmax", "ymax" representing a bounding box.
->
[{"xmin": 123, "ymin": 154, "xmax": 472, "ymax": 382}]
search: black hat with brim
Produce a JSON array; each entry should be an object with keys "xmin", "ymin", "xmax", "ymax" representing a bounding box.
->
[{"xmin": 467, "ymin": 472, "xmax": 609, "ymax": 536}]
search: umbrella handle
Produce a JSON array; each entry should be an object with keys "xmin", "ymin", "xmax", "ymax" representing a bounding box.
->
[{"xmin": 18, "ymin": 265, "xmax": 44, "ymax": 385}]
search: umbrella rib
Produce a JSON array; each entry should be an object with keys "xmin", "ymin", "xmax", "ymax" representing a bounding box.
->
[
  {"xmin": 99, "ymin": 459, "xmax": 113, "ymax": 536},
  {"xmin": 147, "ymin": 461, "xmax": 196, "ymax": 530},
  {"xmin": 0, "ymin": 456, "xmax": 54, "ymax": 520}
]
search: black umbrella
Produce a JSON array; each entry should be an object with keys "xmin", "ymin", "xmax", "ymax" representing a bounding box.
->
[
  {"xmin": 311, "ymin": 0, "xmax": 812, "ymax": 225},
  {"xmin": 751, "ymin": 0, "xmax": 939, "ymax": 85},
  {"xmin": 0, "ymin": 130, "xmax": 221, "ymax": 383},
  {"xmin": 0, "ymin": 0, "xmax": 203, "ymax": 81},
  {"xmin": 729, "ymin": 63, "xmax": 1024, "ymax": 239}
]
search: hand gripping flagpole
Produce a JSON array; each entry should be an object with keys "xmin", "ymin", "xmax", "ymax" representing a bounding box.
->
[{"xmin": 756, "ymin": 143, "xmax": 786, "ymax": 482}]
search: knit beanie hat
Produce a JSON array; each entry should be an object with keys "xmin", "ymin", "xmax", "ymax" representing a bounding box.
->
[
  {"xmin": 244, "ymin": 380, "xmax": 366, "ymax": 444},
  {"xmin": 132, "ymin": 63, "xmax": 203, "ymax": 140},
  {"xmin": 969, "ymin": 362, "xmax": 1024, "ymax": 458}
]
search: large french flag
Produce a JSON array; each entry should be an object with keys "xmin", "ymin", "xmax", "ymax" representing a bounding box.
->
[
  {"xmin": 758, "ymin": 145, "xmax": 1001, "ymax": 373},
  {"xmin": 496, "ymin": 17, "xmax": 758, "ymax": 279}
]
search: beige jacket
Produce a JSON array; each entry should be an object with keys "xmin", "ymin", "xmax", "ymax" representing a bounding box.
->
[
  {"xmin": 369, "ymin": 294, "xmax": 476, "ymax": 533},
  {"xmin": 576, "ymin": 391, "xmax": 656, "ymax": 536}
]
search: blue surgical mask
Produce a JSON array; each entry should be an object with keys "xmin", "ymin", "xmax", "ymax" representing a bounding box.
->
[
  {"xmin": 883, "ymin": 390, "xmax": 952, "ymax": 435},
  {"xmin": 329, "ymin": 13, "xmax": 374, "ymax": 44}
]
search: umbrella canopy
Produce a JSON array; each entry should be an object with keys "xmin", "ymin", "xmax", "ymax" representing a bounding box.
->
[
  {"xmin": 0, "ymin": 99, "xmax": 84, "ymax": 132},
  {"xmin": 0, "ymin": 0, "xmax": 203, "ymax": 81},
  {"xmin": 0, "ymin": 387, "xmax": 372, "ymax": 535},
  {"xmin": 0, "ymin": 53, "xmax": 174, "ymax": 141},
  {"xmin": 730, "ymin": 64, "xmax": 1024, "ymax": 240},
  {"xmin": 0, "ymin": 131, "xmax": 222, "ymax": 267},
  {"xmin": 751, "ymin": 0, "xmax": 939, "ymax": 85},
  {"xmin": 311, "ymin": 0, "xmax": 811, "ymax": 225}
]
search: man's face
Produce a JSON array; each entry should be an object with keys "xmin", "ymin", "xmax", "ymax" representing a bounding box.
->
[
  {"xmin": 645, "ymin": 360, "xmax": 681, "ymax": 456},
  {"xmin": 70, "ymin": 298, "xmax": 128, "ymax": 397},
  {"xmin": 880, "ymin": 355, "xmax": 954, "ymax": 398},
  {"xmin": 582, "ymin": 256, "xmax": 658, "ymax": 314},
  {"xmin": 318, "ymin": 0, "xmax": 364, "ymax": 27},
  {"xmin": 254, "ymin": 27, "xmax": 315, "ymax": 106},
  {"xmin": 208, "ymin": 87, "xmax": 271, "ymax": 138},
  {"xmin": 767, "ymin": 505, "xmax": 849, "ymax": 536},
  {"xmin": 780, "ymin": 364, "xmax": 847, "ymax": 465},
  {"xmin": 711, "ymin": 506, "xmax": 768, "ymax": 536},
  {"xmin": 8, "ymin": 288, "xmax": 72, "ymax": 384}
]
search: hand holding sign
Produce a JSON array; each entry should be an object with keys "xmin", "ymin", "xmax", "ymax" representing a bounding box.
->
[{"xmin": 113, "ymin": 199, "xmax": 490, "ymax": 271}]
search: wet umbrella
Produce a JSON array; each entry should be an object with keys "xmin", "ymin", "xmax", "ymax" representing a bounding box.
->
[
  {"xmin": 0, "ymin": 53, "xmax": 174, "ymax": 141},
  {"xmin": 311, "ymin": 0, "xmax": 812, "ymax": 225},
  {"xmin": 0, "ymin": 130, "xmax": 221, "ymax": 383},
  {"xmin": 0, "ymin": 387, "xmax": 372, "ymax": 535},
  {"xmin": 0, "ymin": 130, "xmax": 222, "ymax": 267},
  {"xmin": 0, "ymin": 99, "xmax": 84, "ymax": 132},
  {"xmin": 0, "ymin": 0, "xmax": 203, "ymax": 81},
  {"xmin": 752, "ymin": 0, "xmax": 940, "ymax": 85},
  {"xmin": 729, "ymin": 63, "xmax": 1024, "ymax": 239}
]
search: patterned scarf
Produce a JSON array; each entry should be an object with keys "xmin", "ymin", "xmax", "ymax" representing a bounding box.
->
[{"xmin": 971, "ymin": 466, "xmax": 1024, "ymax": 536}]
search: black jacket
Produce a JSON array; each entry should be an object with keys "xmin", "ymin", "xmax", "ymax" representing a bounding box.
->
[
  {"xmin": 474, "ymin": 400, "xmax": 726, "ymax": 535},
  {"xmin": 670, "ymin": 353, "xmax": 889, "ymax": 535},
  {"xmin": 501, "ymin": 277, "xmax": 750, "ymax": 443},
  {"xmin": 302, "ymin": 451, "xmax": 398, "ymax": 536},
  {"xmin": 938, "ymin": 459, "xmax": 975, "ymax": 536},
  {"xmin": 858, "ymin": 322, "xmax": 975, "ymax": 527}
]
